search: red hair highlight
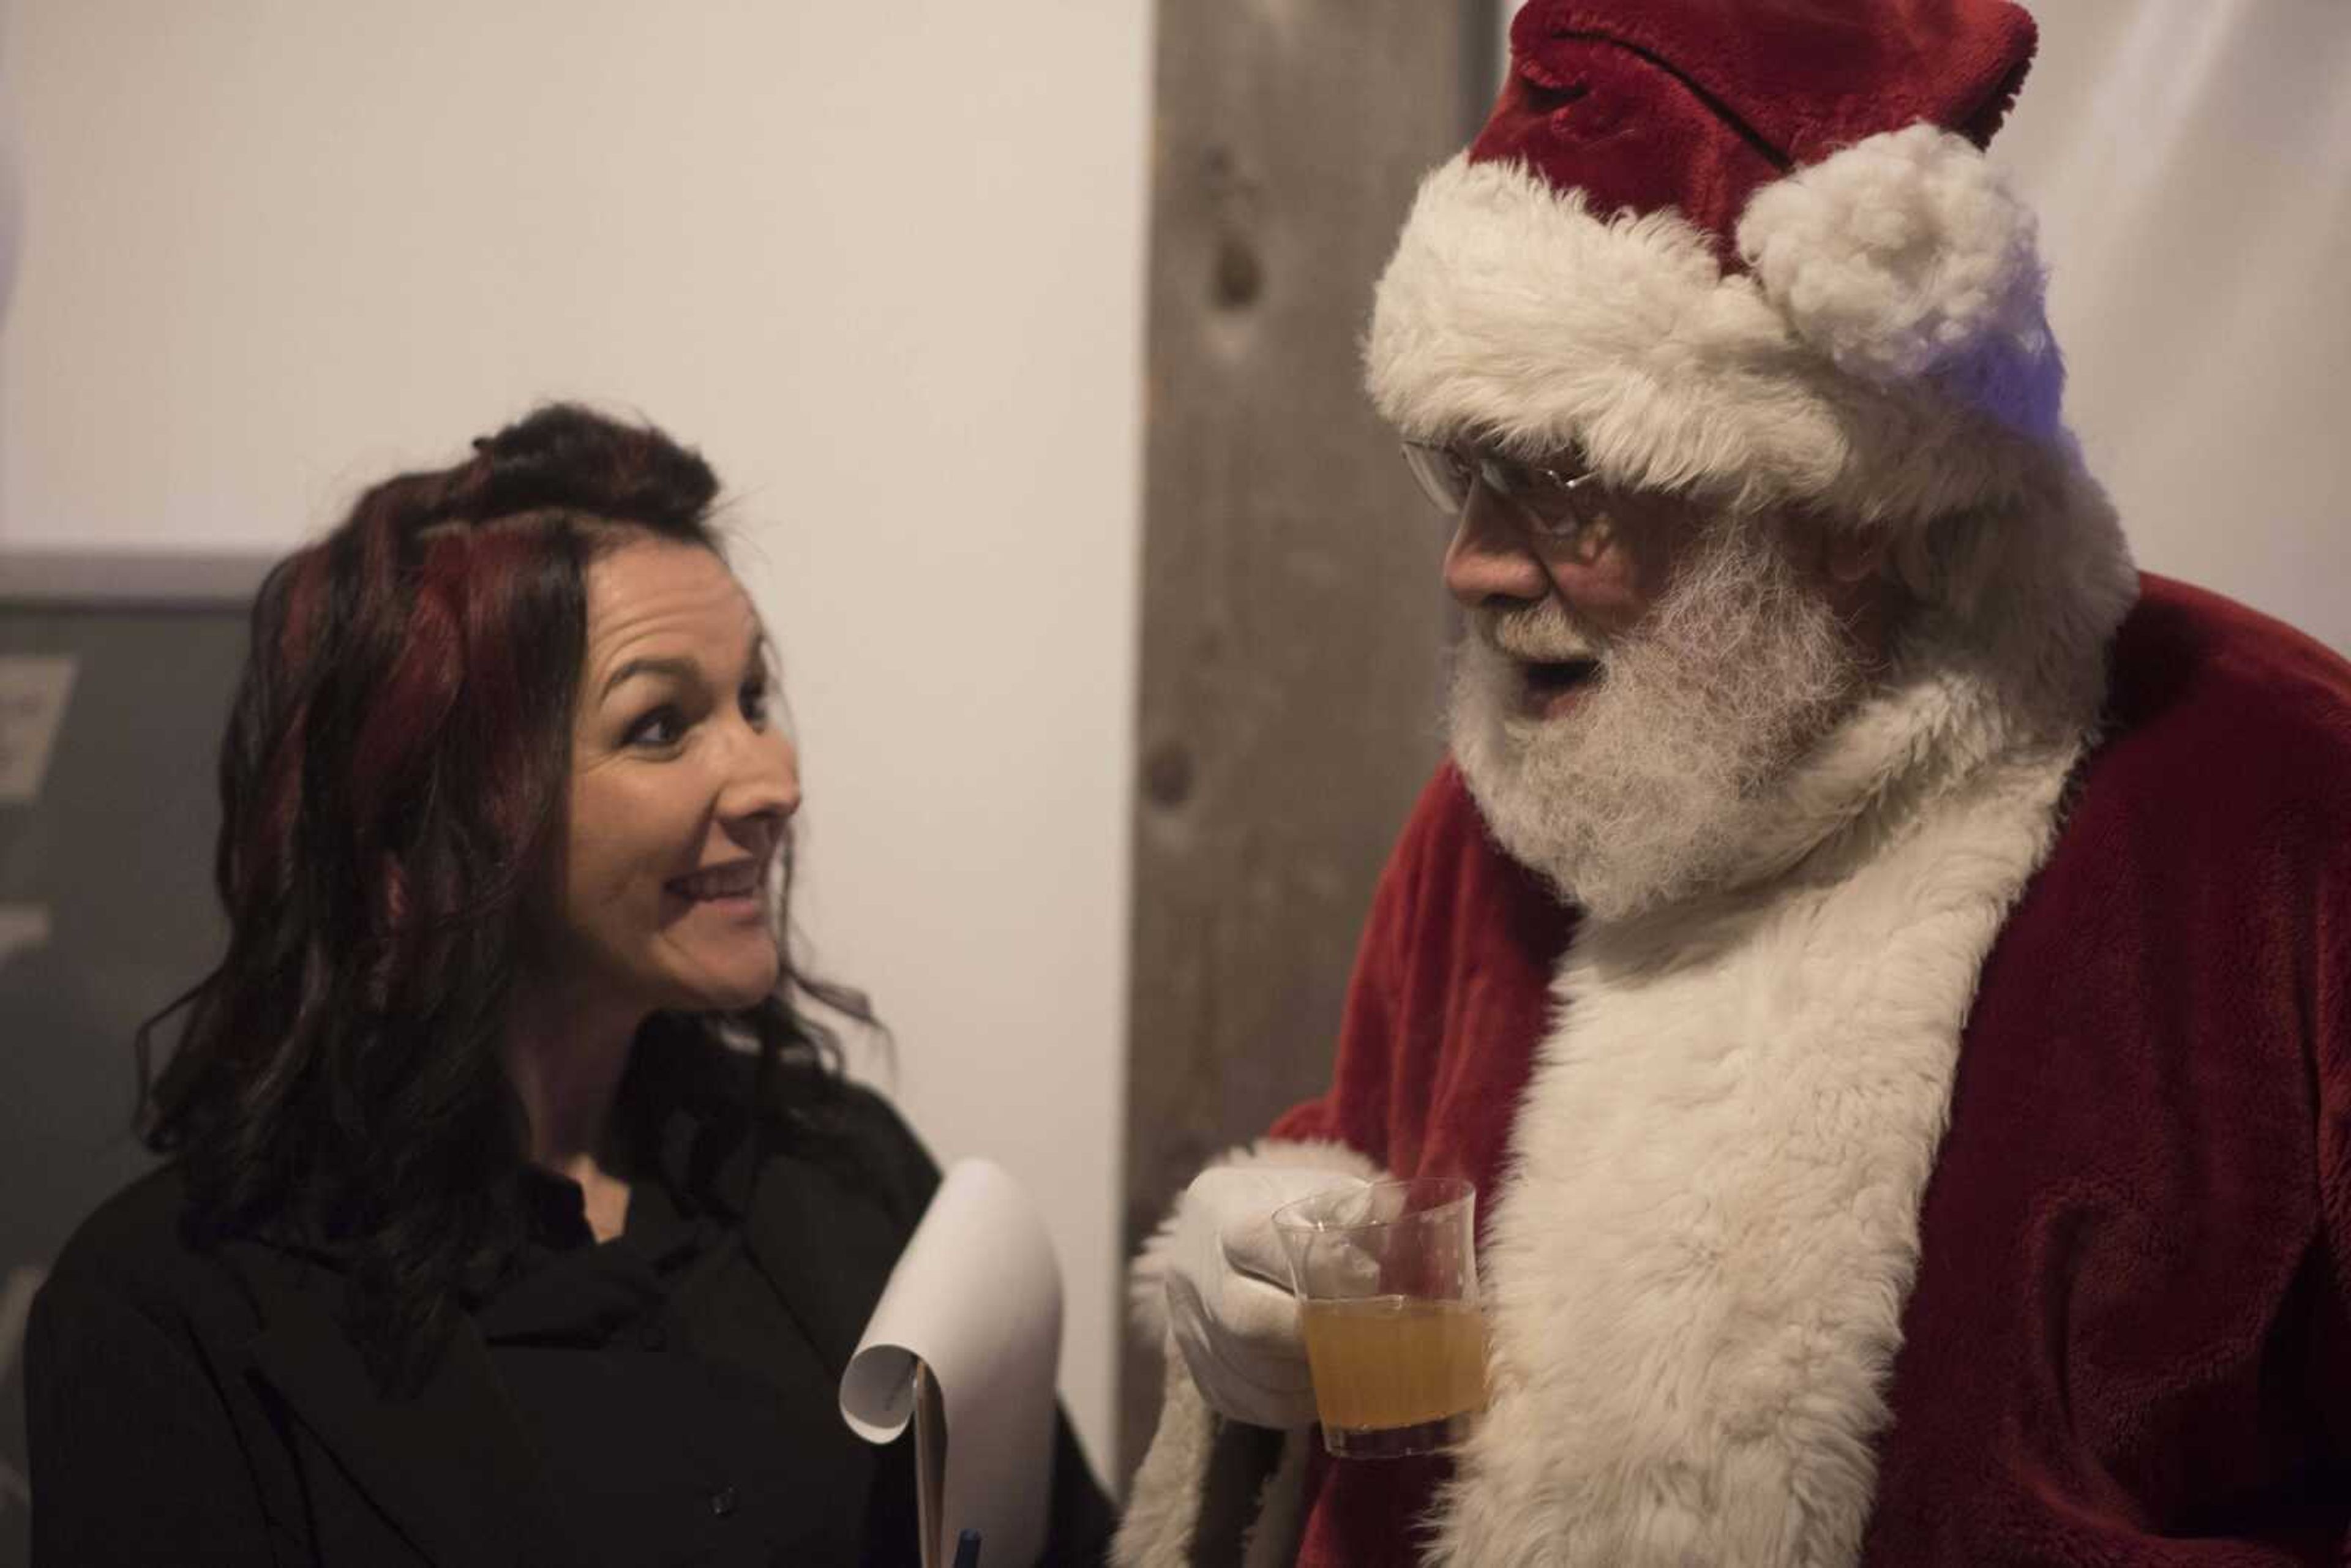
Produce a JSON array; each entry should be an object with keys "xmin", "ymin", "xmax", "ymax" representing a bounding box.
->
[{"xmin": 348, "ymin": 531, "xmax": 465, "ymax": 852}]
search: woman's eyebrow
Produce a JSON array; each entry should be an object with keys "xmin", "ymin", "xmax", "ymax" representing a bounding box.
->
[{"xmin": 600, "ymin": 654, "xmax": 700, "ymax": 700}]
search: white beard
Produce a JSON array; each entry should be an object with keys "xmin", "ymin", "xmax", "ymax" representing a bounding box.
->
[{"xmin": 1449, "ymin": 522, "xmax": 1869, "ymax": 921}]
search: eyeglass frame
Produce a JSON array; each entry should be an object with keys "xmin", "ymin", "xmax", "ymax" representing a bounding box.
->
[{"xmin": 1400, "ymin": 437, "xmax": 1611, "ymax": 547}]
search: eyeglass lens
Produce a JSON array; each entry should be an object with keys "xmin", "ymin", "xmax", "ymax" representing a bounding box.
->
[{"xmin": 1402, "ymin": 441, "xmax": 1590, "ymax": 538}]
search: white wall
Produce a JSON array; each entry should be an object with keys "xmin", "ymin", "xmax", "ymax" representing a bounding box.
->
[
  {"xmin": 0, "ymin": 0, "xmax": 1150, "ymax": 1474},
  {"xmin": 1493, "ymin": 0, "xmax": 2351, "ymax": 655},
  {"xmin": 1995, "ymin": 0, "xmax": 2351, "ymax": 655}
]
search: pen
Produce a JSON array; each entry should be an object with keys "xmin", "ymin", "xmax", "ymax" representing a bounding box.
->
[{"xmin": 951, "ymin": 1528, "xmax": 981, "ymax": 1568}]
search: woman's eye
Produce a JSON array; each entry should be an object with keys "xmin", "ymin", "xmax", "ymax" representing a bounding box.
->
[
  {"xmin": 624, "ymin": 706, "xmax": 686, "ymax": 748},
  {"xmin": 740, "ymin": 683, "xmax": 770, "ymax": 727}
]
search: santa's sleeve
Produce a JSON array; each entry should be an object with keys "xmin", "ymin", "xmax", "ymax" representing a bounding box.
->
[{"xmin": 2316, "ymin": 841, "xmax": 2351, "ymax": 1547}]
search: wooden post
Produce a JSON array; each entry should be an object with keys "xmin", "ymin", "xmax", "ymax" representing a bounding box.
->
[{"xmin": 1120, "ymin": 0, "xmax": 1499, "ymax": 1480}]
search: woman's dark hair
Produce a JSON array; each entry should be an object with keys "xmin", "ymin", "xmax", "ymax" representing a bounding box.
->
[{"xmin": 140, "ymin": 403, "xmax": 866, "ymax": 1392}]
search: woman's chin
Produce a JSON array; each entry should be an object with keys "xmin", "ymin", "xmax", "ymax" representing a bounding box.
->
[
  {"xmin": 657, "ymin": 951, "xmax": 782, "ymax": 1016},
  {"xmin": 703, "ymin": 973, "xmax": 782, "ymax": 1015}
]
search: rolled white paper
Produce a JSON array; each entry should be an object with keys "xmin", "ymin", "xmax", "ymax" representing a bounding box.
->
[{"xmin": 840, "ymin": 1158, "xmax": 1060, "ymax": 1567}]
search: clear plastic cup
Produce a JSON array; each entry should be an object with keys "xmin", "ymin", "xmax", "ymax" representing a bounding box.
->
[{"xmin": 1272, "ymin": 1176, "xmax": 1485, "ymax": 1458}]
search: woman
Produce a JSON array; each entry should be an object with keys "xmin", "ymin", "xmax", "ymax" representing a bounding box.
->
[{"xmin": 25, "ymin": 406, "xmax": 1113, "ymax": 1566}]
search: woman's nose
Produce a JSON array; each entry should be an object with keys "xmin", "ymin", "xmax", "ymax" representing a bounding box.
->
[
  {"xmin": 1442, "ymin": 481, "xmax": 1551, "ymax": 609},
  {"xmin": 719, "ymin": 731, "xmax": 801, "ymax": 847}
]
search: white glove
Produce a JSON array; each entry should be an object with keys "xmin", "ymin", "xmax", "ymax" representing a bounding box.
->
[{"xmin": 1163, "ymin": 1165, "xmax": 1370, "ymax": 1430}]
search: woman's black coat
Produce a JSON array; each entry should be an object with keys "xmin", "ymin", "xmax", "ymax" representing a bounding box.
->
[{"xmin": 26, "ymin": 1077, "xmax": 1112, "ymax": 1566}]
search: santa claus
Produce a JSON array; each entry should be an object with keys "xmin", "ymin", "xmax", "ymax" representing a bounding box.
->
[{"xmin": 1117, "ymin": 1, "xmax": 2351, "ymax": 1564}]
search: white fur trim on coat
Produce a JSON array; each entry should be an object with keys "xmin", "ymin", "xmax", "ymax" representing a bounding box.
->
[
  {"xmin": 1366, "ymin": 129, "xmax": 2065, "ymax": 530},
  {"xmin": 1114, "ymin": 1344, "xmax": 1316, "ymax": 1568},
  {"xmin": 1427, "ymin": 746, "xmax": 2082, "ymax": 1567}
]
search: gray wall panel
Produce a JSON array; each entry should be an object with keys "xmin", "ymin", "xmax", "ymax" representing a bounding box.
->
[{"xmin": 0, "ymin": 598, "xmax": 250, "ymax": 1566}]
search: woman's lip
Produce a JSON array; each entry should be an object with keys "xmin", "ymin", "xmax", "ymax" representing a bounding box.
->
[
  {"xmin": 664, "ymin": 861, "xmax": 767, "ymax": 899},
  {"xmin": 671, "ymin": 888, "xmax": 768, "ymax": 925},
  {"xmin": 693, "ymin": 891, "xmax": 765, "ymax": 917}
]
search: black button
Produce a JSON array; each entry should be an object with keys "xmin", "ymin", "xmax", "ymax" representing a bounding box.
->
[
  {"xmin": 639, "ymin": 1321, "xmax": 668, "ymax": 1352},
  {"xmin": 709, "ymin": 1485, "xmax": 739, "ymax": 1518}
]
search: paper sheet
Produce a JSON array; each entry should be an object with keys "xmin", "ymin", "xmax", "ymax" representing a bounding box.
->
[{"xmin": 840, "ymin": 1159, "xmax": 1060, "ymax": 1568}]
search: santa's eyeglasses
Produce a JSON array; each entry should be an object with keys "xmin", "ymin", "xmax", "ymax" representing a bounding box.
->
[{"xmin": 1400, "ymin": 438, "xmax": 1606, "ymax": 546}]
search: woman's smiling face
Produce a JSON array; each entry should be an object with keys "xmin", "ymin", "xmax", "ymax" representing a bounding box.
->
[{"xmin": 549, "ymin": 535, "xmax": 800, "ymax": 1021}]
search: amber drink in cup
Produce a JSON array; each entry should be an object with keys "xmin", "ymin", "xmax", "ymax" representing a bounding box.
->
[{"xmin": 1272, "ymin": 1176, "xmax": 1485, "ymax": 1458}]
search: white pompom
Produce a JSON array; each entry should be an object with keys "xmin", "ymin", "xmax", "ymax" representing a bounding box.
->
[{"xmin": 1737, "ymin": 124, "xmax": 2059, "ymax": 434}]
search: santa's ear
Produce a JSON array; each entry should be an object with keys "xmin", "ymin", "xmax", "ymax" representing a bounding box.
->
[
  {"xmin": 1826, "ymin": 529, "xmax": 1894, "ymax": 585},
  {"xmin": 1779, "ymin": 504, "xmax": 1892, "ymax": 585}
]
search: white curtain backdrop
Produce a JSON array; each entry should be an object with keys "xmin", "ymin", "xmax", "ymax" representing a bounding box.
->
[{"xmin": 1496, "ymin": 0, "xmax": 2351, "ymax": 655}]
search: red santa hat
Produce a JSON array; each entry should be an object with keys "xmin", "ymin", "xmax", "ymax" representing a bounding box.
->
[{"xmin": 1368, "ymin": 0, "xmax": 2064, "ymax": 532}]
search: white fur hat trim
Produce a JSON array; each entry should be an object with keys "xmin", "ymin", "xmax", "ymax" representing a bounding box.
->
[{"xmin": 1365, "ymin": 129, "xmax": 2068, "ymax": 530}]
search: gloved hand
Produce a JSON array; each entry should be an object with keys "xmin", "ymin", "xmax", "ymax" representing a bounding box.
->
[{"xmin": 1162, "ymin": 1164, "xmax": 1371, "ymax": 1430}]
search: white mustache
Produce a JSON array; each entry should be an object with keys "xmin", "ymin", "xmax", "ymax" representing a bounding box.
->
[{"xmin": 1472, "ymin": 601, "xmax": 1609, "ymax": 664}]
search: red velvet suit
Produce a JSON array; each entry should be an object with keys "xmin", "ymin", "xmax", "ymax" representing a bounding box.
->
[{"xmin": 1267, "ymin": 576, "xmax": 2351, "ymax": 1565}]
